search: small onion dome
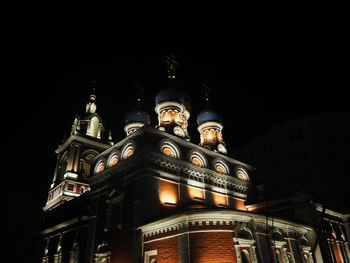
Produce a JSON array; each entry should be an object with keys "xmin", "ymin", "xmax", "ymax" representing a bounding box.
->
[
  {"xmin": 125, "ymin": 110, "xmax": 151, "ymax": 125},
  {"xmin": 197, "ymin": 109, "xmax": 222, "ymax": 125},
  {"xmin": 155, "ymin": 88, "xmax": 185, "ymax": 105},
  {"xmin": 96, "ymin": 241, "xmax": 110, "ymax": 253}
]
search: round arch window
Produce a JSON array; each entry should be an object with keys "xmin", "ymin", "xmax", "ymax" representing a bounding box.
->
[
  {"xmin": 121, "ymin": 142, "xmax": 135, "ymax": 159},
  {"xmin": 95, "ymin": 161, "xmax": 105, "ymax": 174},
  {"xmin": 160, "ymin": 140, "xmax": 180, "ymax": 159},
  {"xmin": 213, "ymin": 160, "xmax": 229, "ymax": 175},
  {"xmin": 236, "ymin": 168, "xmax": 249, "ymax": 181},
  {"xmin": 107, "ymin": 152, "xmax": 119, "ymax": 167},
  {"xmin": 189, "ymin": 151, "xmax": 207, "ymax": 167}
]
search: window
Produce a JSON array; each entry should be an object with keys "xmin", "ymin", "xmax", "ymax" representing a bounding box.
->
[
  {"xmin": 95, "ymin": 161, "xmax": 105, "ymax": 174},
  {"xmin": 160, "ymin": 140, "xmax": 180, "ymax": 159},
  {"xmin": 236, "ymin": 167, "xmax": 249, "ymax": 181},
  {"xmin": 189, "ymin": 151, "xmax": 207, "ymax": 167},
  {"xmin": 67, "ymin": 183, "xmax": 74, "ymax": 191},
  {"xmin": 212, "ymin": 159, "xmax": 229, "ymax": 175},
  {"xmin": 121, "ymin": 142, "xmax": 135, "ymax": 159},
  {"xmin": 107, "ymin": 152, "xmax": 119, "ymax": 167},
  {"xmin": 241, "ymin": 250, "xmax": 250, "ymax": 263}
]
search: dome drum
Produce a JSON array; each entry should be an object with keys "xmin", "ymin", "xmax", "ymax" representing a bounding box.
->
[
  {"xmin": 124, "ymin": 122, "xmax": 147, "ymax": 136},
  {"xmin": 198, "ymin": 121, "xmax": 224, "ymax": 151},
  {"xmin": 124, "ymin": 110, "xmax": 151, "ymax": 136}
]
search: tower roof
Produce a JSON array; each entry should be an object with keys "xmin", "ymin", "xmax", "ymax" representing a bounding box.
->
[
  {"xmin": 197, "ymin": 109, "xmax": 222, "ymax": 125},
  {"xmin": 155, "ymin": 87, "xmax": 185, "ymax": 105},
  {"xmin": 125, "ymin": 110, "xmax": 151, "ymax": 125}
]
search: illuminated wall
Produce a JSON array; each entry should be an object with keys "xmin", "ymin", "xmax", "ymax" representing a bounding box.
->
[
  {"xmin": 159, "ymin": 180, "xmax": 178, "ymax": 205},
  {"xmin": 212, "ymin": 192, "xmax": 227, "ymax": 207},
  {"xmin": 233, "ymin": 198, "xmax": 246, "ymax": 211}
]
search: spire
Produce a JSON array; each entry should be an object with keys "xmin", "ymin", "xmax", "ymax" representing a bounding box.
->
[
  {"xmin": 135, "ymin": 80, "xmax": 145, "ymax": 108},
  {"xmin": 124, "ymin": 81, "xmax": 151, "ymax": 136},
  {"xmin": 108, "ymin": 130, "xmax": 114, "ymax": 145},
  {"xmin": 165, "ymin": 54, "xmax": 179, "ymax": 79},
  {"xmin": 202, "ymin": 82, "xmax": 211, "ymax": 106},
  {"xmin": 86, "ymin": 81, "xmax": 98, "ymax": 114},
  {"xmin": 108, "ymin": 130, "xmax": 113, "ymax": 141}
]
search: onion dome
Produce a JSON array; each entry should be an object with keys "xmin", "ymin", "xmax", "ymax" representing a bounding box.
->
[
  {"xmin": 197, "ymin": 109, "xmax": 222, "ymax": 125},
  {"xmin": 124, "ymin": 82, "xmax": 151, "ymax": 136},
  {"xmin": 155, "ymin": 88, "xmax": 185, "ymax": 105},
  {"xmin": 125, "ymin": 110, "xmax": 151, "ymax": 125},
  {"xmin": 197, "ymin": 83, "xmax": 226, "ymax": 153}
]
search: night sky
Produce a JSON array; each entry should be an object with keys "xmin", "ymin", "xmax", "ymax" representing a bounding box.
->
[{"xmin": 6, "ymin": 40, "xmax": 349, "ymax": 261}]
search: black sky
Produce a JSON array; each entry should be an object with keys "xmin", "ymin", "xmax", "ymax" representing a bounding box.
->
[{"xmin": 6, "ymin": 40, "xmax": 349, "ymax": 261}]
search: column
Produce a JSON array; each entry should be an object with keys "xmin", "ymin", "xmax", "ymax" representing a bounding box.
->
[
  {"xmin": 250, "ymin": 245, "xmax": 258, "ymax": 263},
  {"xmin": 235, "ymin": 244, "xmax": 242, "ymax": 263}
]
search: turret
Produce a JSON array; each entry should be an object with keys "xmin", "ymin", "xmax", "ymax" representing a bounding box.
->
[
  {"xmin": 154, "ymin": 55, "xmax": 190, "ymax": 140},
  {"xmin": 44, "ymin": 84, "xmax": 111, "ymax": 211},
  {"xmin": 197, "ymin": 83, "xmax": 227, "ymax": 154},
  {"xmin": 124, "ymin": 82, "xmax": 151, "ymax": 136}
]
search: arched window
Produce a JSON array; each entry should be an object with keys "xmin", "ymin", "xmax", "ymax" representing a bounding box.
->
[
  {"xmin": 207, "ymin": 129, "xmax": 215, "ymax": 143},
  {"xmin": 300, "ymin": 235, "xmax": 309, "ymax": 246},
  {"xmin": 81, "ymin": 150, "xmax": 98, "ymax": 177},
  {"xmin": 275, "ymin": 250, "xmax": 281, "ymax": 263},
  {"xmin": 237, "ymin": 227, "xmax": 253, "ymax": 240},
  {"xmin": 189, "ymin": 151, "xmax": 207, "ymax": 167},
  {"xmin": 69, "ymin": 241, "xmax": 79, "ymax": 263},
  {"xmin": 88, "ymin": 116, "xmax": 100, "ymax": 138},
  {"xmin": 236, "ymin": 167, "xmax": 249, "ymax": 181},
  {"xmin": 107, "ymin": 152, "xmax": 119, "ymax": 167},
  {"xmin": 241, "ymin": 250, "xmax": 250, "ymax": 263},
  {"xmin": 213, "ymin": 159, "xmax": 229, "ymax": 175},
  {"xmin": 272, "ymin": 228, "xmax": 284, "ymax": 241},
  {"xmin": 95, "ymin": 160, "xmax": 105, "ymax": 174},
  {"xmin": 121, "ymin": 142, "xmax": 135, "ymax": 159},
  {"xmin": 160, "ymin": 140, "xmax": 180, "ymax": 159}
]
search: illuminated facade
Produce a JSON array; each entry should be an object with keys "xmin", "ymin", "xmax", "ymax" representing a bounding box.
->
[{"xmin": 39, "ymin": 59, "xmax": 349, "ymax": 263}]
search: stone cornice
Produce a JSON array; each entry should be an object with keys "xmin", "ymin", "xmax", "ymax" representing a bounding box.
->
[
  {"xmin": 91, "ymin": 125, "xmax": 255, "ymax": 171},
  {"xmin": 55, "ymin": 134, "xmax": 110, "ymax": 154},
  {"xmin": 89, "ymin": 150, "xmax": 249, "ymax": 197},
  {"xmin": 314, "ymin": 202, "xmax": 350, "ymax": 220},
  {"xmin": 139, "ymin": 210, "xmax": 313, "ymax": 237}
]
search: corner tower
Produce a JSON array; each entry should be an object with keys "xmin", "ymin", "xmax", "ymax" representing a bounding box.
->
[{"xmin": 43, "ymin": 87, "xmax": 112, "ymax": 211}]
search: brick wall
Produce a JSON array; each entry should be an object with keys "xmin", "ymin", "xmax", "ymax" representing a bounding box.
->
[
  {"xmin": 144, "ymin": 235, "xmax": 180, "ymax": 263},
  {"xmin": 190, "ymin": 231, "xmax": 236, "ymax": 263}
]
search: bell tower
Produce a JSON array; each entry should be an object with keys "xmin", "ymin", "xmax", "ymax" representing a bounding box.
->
[{"xmin": 43, "ymin": 86, "xmax": 112, "ymax": 211}]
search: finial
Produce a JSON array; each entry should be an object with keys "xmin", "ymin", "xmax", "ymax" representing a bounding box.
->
[
  {"xmin": 165, "ymin": 54, "xmax": 179, "ymax": 79},
  {"xmin": 134, "ymin": 81, "xmax": 145, "ymax": 103},
  {"xmin": 89, "ymin": 81, "xmax": 98, "ymax": 101},
  {"xmin": 202, "ymin": 82, "xmax": 211, "ymax": 104}
]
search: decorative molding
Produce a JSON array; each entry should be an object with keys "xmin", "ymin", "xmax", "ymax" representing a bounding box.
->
[
  {"xmin": 139, "ymin": 210, "xmax": 313, "ymax": 238},
  {"xmin": 144, "ymin": 250, "xmax": 157, "ymax": 263},
  {"xmin": 56, "ymin": 134, "xmax": 110, "ymax": 154}
]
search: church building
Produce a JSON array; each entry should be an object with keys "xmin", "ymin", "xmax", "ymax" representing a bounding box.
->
[{"xmin": 39, "ymin": 56, "xmax": 350, "ymax": 263}]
